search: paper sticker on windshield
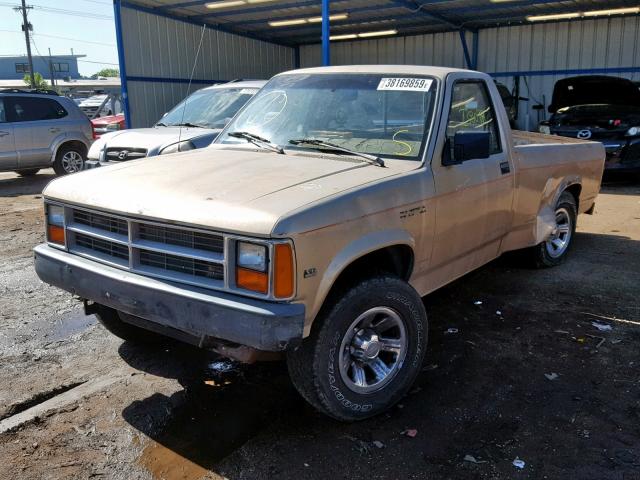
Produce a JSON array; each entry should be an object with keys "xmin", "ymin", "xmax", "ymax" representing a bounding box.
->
[
  {"xmin": 239, "ymin": 88, "xmax": 259, "ymax": 94},
  {"xmin": 377, "ymin": 78, "xmax": 432, "ymax": 92}
]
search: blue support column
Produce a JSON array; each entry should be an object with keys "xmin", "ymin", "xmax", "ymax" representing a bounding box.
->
[
  {"xmin": 459, "ymin": 28, "xmax": 472, "ymax": 70},
  {"xmin": 471, "ymin": 30, "xmax": 479, "ymax": 70},
  {"xmin": 321, "ymin": 0, "xmax": 330, "ymax": 66},
  {"xmin": 113, "ymin": 0, "xmax": 131, "ymax": 128}
]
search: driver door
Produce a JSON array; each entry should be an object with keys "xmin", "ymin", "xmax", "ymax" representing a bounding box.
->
[{"xmin": 429, "ymin": 77, "xmax": 515, "ymax": 286}]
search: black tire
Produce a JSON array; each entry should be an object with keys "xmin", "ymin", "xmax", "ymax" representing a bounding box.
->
[
  {"xmin": 16, "ymin": 168, "xmax": 40, "ymax": 177},
  {"xmin": 95, "ymin": 305, "xmax": 164, "ymax": 344},
  {"xmin": 529, "ymin": 191, "xmax": 577, "ymax": 268},
  {"xmin": 53, "ymin": 144, "xmax": 86, "ymax": 175},
  {"xmin": 287, "ymin": 275, "xmax": 427, "ymax": 421}
]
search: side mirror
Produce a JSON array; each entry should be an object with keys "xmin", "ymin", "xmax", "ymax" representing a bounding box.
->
[{"xmin": 442, "ymin": 131, "xmax": 491, "ymax": 166}]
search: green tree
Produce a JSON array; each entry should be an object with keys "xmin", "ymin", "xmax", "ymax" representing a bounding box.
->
[
  {"xmin": 23, "ymin": 72, "xmax": 49, "ymax": 90},
  {"xmin": 91, "ymin": 68, "xmax": 119, "ymax": 79}
]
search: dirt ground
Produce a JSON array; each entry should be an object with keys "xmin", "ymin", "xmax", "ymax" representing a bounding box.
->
[{"xmin": 1, "ymin": 169, "xmax": 639, "ymax": 480}]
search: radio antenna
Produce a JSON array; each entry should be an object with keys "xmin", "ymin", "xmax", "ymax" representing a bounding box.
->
[{"xmin": 178, "ymin": 23, "xmax": 207, "ymax": 149}]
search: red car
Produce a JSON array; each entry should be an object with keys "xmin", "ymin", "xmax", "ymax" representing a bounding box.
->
[{"xmin": 91, "ymin": 114, "xmax": 125, "ymax": 138}]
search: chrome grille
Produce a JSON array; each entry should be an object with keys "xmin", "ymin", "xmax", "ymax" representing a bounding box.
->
[
  {"xmin": 140, "ymin": 251, "xmax": 223, "ymax": 280},
  {"xmin": 75, "ymin": 233, "xmax": 129, "ymax": 261},
  {"xmin": 105, "ymin": 147, "xmax": 147, "ymax": 162},
  {"xmin": 66, "ymin": 207, "xmax": 225, "ymax": 289},
  {"xmin": 139, "ymin": 224, "xmax": 223, "ymax": 253},
  {"xmin": 74, "ymin": 210, "xmax": 128, "ymax": 236}
]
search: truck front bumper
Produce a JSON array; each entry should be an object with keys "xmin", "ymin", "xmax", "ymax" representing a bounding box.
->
[{"xmin": 34, "ymin": 244, "xmax": 305, "ymax": 351}]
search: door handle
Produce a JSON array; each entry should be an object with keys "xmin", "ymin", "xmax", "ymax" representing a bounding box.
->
[
  {"xmin": 49, "ymin": 128, "xmax": 60, "ymax": 133},
  {"xmin": 499, "ymin": 161, "xmax": 510, "ymax": 174},
  {"xmin": 0, "ymin": 131, "xmax": 9, "ymax": 137}
]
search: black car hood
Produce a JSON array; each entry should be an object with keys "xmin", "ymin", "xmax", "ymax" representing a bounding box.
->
[{"xmin": 550, "ymin": 104, "xmax": 640, "ymax": 129}]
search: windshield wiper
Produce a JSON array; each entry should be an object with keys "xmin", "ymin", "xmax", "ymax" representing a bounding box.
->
[
  {"xmin": 155, "ymin": 122, "xmax": 168, "ymax": 127},
  {"xmin": 171, "ymin": 122, "xmax": 207, "ymax": 128},
  {"xmin": 228, "ymin": 131, "xmax": 285, "ymax": 154},
  {"xmin": 288, "ymin": 138, "xmax": 385, "ymax": 167}
]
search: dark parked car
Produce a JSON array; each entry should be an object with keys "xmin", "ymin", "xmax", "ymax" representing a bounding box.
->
[{"xmin": 539, "ymin": 75, "xmax": 640, "ymax": 173}]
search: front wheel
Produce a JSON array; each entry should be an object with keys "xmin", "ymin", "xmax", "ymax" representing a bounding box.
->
[{"xmin": 287, "ymin": 275, "xmax": 427, "ymax": 421}]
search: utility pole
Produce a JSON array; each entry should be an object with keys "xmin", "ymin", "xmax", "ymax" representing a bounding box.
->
[
  {"xmin": 48, "ymin": 47, "xmax": 56, "ymax": 87},
  {"xmin": 14, "ymin": 0, "xmax": 35, "ymax": 88}
]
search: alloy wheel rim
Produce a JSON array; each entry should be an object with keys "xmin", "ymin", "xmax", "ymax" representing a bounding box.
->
[
  {"xmin": 545, "ymin": 207, "xmax": 572, "ymax": 258},
  {"xmin": 61, "ymin": 151, "xmax": 83, "ymax": 173},
  {"xmin": 338, "ymin": 306, "xmax": 407, "ymax": 394}
]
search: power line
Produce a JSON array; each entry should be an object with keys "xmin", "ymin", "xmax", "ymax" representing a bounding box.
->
[
  {"xmin": 78, "ymin": 59, "xmax": 119, "ymax": 66},
  {"xmin": 0, "ymin": 2, "xmax": 112, "ymax": 20},
  {"xmin": 77, "ymin": 0, "xmax": 111, "ymax": 5},
  {"xmin": 0, "ymin": 29, "xmax": 115, "ymax": 47},
  {"xmin": 30, "ymin": 4, "xmax": 112, "ymax": 20}
]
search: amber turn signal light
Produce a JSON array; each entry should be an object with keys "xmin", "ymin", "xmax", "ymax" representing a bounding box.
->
[
  {"xmin": 274, "ymin": 244, "xmax": 294, "ymax": 298},
  {"xmin": 236, "ymin": 267, "xmax": 268, "ymax": 294},
  {"xmin": 47, "ymin": 224, "xmax": 65, "ymax": 245}
]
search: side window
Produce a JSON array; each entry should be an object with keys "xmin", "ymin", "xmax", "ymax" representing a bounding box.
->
[
  {"xmin": 0, "ymin": 99, "xmax": 5, "ymax": 123},
  {"xmin": 446, "ymin": 81, "xmax": 501, "ymax": 155},
  {"xmin": 6, "ymin": 97, "xmax": 68, "ymax": 122}
]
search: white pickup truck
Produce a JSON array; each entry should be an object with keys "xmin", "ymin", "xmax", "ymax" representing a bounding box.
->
[{"xmin": 34, "ymin": 66, "xmax": 604, "ymax": 421}]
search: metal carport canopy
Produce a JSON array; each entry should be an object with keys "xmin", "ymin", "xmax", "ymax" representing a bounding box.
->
[
  {"xmin": 113, "ymin": 0, "xmax": 640, "ymax": 128},
  {"xmin": 118, "ymin": 0, "xmax": 640, "ymax": 68}
]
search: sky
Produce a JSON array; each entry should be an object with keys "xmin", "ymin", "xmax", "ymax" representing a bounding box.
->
[{"xmin": 0, "ymin": 0, "xmax": 119, "ymax": 77}]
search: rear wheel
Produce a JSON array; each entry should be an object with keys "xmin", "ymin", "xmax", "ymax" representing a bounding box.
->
[
  {"xmin": 530, "ymin": 191, "xmax": 577, "ymax": 267},
  {"xmin": 287, "ymin": 275, "xmax": 427, "ymax": 421},
  {"xmin": 15, "ymin": 169, "xmax": 40, "ymax": 177},
  {"xmin": 53, "ymin": 144, "xmax": 85, "ymax": 175}
]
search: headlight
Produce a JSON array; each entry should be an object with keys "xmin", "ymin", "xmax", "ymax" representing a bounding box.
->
[
  {"xmin": 159, "ymin": 140, "xmax": 195, "ymax": 155},
  {"xmin": 237, "ymin": 241, "xmax": 267, "ymax": 272},
  {"xmin": 46, "ymin": 204, "xmax": 65, "ymax": 246},
  {"xmin": 236, "ymin": 241, "xmax": 268, "ymax": 294},
  {"xmin": 626, "ymin": 126, "xmax": 640, "ymax": 136},
  {"xmin": 234, "ymin": 240, "xmax": 295, "ymax": 298},
  {"xmin": 539, "ymin": 125, "xmax": 551, "ymax": 135}
]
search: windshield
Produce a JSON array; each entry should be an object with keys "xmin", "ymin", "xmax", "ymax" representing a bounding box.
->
[
  {"xmin": 216, "ymin": 73, "xmax": 437, "ymax": 161},
  {"xmin": 158, "ymin": 87, "xmax": 259, "ymax": 128}
]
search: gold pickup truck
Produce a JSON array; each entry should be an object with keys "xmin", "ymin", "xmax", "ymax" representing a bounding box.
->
[{"xmin": 34, "ymin": 66, "xmax": 604, "ymax": 421}]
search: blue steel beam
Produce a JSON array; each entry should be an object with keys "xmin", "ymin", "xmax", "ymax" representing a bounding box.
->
[
  {"xmin": 459, "ymin": 29, "xmax": 472, "ymax": 70},
  {"xmin": 113, "ymin": 0, "xmax": 131, "ymax": 129},
  {"xmin": 321, "ymin": 0, "xmax": 329, "ymax": 66}
]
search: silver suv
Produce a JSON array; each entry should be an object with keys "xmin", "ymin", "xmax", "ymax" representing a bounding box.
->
[
  {"xmin": 0, "ymin": 89, "xmax": 93, "ymax": 176},
  {"xmin": 86, "ymin": 80, "xmax": 265, "ymax": 168}
]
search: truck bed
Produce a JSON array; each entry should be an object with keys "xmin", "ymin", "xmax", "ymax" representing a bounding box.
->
[
  {"xmin": 512, "ymin": 130, "xmax": 591, "ymax": 146},
  {"xmin": 501, "ymin": 129, "xmax": 606, "ymax": 253}
]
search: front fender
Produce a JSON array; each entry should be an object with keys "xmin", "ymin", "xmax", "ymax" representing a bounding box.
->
[{"xmin": 305, "ymin": 228, "xmax": 415, "ymax": 335}]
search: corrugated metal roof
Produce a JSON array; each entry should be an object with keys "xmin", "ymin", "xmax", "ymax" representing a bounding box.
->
[{"xmin": 124, "ymin": 0, "xmax": 640, "ymax": 45}]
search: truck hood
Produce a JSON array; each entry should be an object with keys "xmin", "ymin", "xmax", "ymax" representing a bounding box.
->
[
  {"xmin": 100, "ymin": 126, "xmax": 221, "ymax": 154},
  {"xmin": 44, "ymin": 147, "xmax": 414, "ymax": 235}
]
